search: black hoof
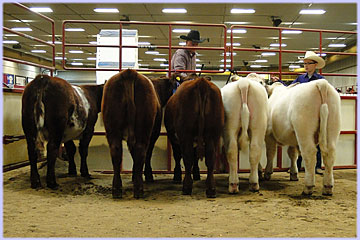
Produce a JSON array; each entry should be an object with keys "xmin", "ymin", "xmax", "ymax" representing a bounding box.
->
[
  {"xmin": 31, "ymin": 181, "xmax": 42, "ymax": 189},
  {"xmin": 47, "ymin": 182, "xmax": 59, "ymax": 190},
  {"xmin": 182, "ymin": 188, "xmax": 192, "ymax": 195},
  {"xmin": 134, "ymin": 190, "xmax": 144, "ymax": 199},
  {"xmin": 145, "ymin": 175, "xmax": 154, "ymax": 183},
  {"xmin": 112, "ymin": 188, "xmax": 122, "ymax": 199},
  {"xmin": 206, "ymin": 189, "xmax": 216, "ymax": 198},
  {"xmin": 193, "ymin": 175, "xmax": 201, "ymax": 181}
]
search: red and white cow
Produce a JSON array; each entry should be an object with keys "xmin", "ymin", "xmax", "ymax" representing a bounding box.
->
[
  {"xmin": 22, "ymin": 75, "xmax": 104, "ymax": 189},
  {"xmin": 264, "ymin": 79, "xmax": 341, "ymax": 195},
  {"xmin": 221, "ymin": 73, "xmax": 268, "ymax": 193}
]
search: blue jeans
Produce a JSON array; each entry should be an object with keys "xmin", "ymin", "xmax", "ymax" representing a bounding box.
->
[{"xmin": 296, "ymin": 145, "xmax": 322, "ymax": 170}]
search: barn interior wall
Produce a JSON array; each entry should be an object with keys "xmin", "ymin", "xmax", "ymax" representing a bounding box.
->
[
  {"xmin": 323, "ymin": 56, "xmax": 357, "ymax": 90},
  {"xmin": 3, "ymin": 60, "xmax": 40, "ymax": 79}
]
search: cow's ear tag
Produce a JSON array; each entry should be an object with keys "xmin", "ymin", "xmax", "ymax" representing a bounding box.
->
[{"xmin": 176, "ymin": 76, "xmax": 180, "ymax": 82}]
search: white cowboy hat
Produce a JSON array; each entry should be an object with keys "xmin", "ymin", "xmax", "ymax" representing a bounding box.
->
[{"xmin": 303, "ymin": 51, "xmax": 326, "ymax": 69}]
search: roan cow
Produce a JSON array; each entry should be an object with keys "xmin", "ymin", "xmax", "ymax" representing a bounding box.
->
[{"xmin": 21, "ymin": 75, "xmax": 104, "ymax": 189}]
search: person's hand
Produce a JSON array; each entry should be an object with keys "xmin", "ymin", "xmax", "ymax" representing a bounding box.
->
[{"xmin": 271, "ymin": 76, "xmax": 279, "ymax": 82}]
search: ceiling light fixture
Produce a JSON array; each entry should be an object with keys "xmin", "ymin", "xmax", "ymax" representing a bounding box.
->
[
  {"xmin": 87, "ymin": 57, "xmax": 97, "ymax": 60},
  {"xmin": 254, "ymin": 59, "xmax": 268, "ymax": 63},
  {"xmin": 261, "ymin": 52, "xmax": 276, "ymax": 56},
  {"xmin": 65, "ymin": 28, "xmax": 85, "ymax": 32},
  {"xmin": 162, "ymin": 8, "xmax": 187, "ymax": 13},
  {"xmin": 29, "ymin": 7, "xmax": 53, "ymax": 13},
  {"xmin": 250, "ymin": 65, "xmax": 263, "ymax": 68},
  {"xmin": 154, "ymin": 58, "xmax": 167, "ymax": 61},
  {"xmin": 3, "ymin": 40, "xmax": 19, "ymax": 44},
  {"xmin": 282, "ymin": 30, "xmax": 302, "ymax": 34},
  {"xmin": 227, "ymin": 29, "xmax": 247, "ymax": 34},
  {"xmin": 299, "ymin": 9, "xmax": 326, "ymax": 14},
  {"xmin": 145, "ymin": 51, "xmax": 159, "ymax": 55},
  {"xmin": 94, "ymin": 8, "xmax": 119, "ymax": 13},
  {"xmin": 231, "ymin": 8, "xmax": 255, "ymax": 14},
  {"xmin": 71, "ymin": 62, "xmax": 83, "ymax": 66},
  {"xmin": 11, "ymin": 27, "xmax": 32, "ymax": 31},
  {"xmin": 289, "ymin": 65, "xmax": 301, "ymax": 68},
  {"xmin": 328, "ymin": 43, "xmax": 346, "ymax": 47},
  {"xmin": 31, "ymin": 50, "xmax": 46, "ymax": 53},
  {"xmin": 69, "ymin": 50, "xmax": 84, "ymax": 53},
  {"xmin": 269, "ymin": 43, "xmax": 287, "ymax": 47},
  {"xmin": 172, "ymin": 29, "xmax": 191, "ymax": 33},
  {"xmin": 226, "ymin": 43, "xmax": 241, "ymax": 46}
]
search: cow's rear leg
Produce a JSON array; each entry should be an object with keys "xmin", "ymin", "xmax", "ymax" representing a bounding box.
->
[
  {"xmin": 287, "ymin": 146, "xmax": 299, "ymax": 181},
  {"xmin": 205, "ymin": 140, "xmax": 216, "ymax": 198},
  {"xmin": 300, "ymin": 145, "xmax": 317, "ymax": 195},
  {"xmin": 46, "ymin": 139, "xmax": 61, "ymax": 189},
  {"xmin": 79, "ymin": 130, "xmax": 94, "ymax": 178},
  {"xmin": 226, "ymin": 135, "xmax": 239, "ymax": 194},
  {"xmin": 167, "ymin": 129, "xmax": 182, "ymax": 183},
  {"xmin": 181, "ymin": 142, "xmax": 194, "ymax": 195},
  {"xmin": 64, "ymin": 140, "xmax": 77, "ymax": 176},
  {"xmin": 264, "ymin": 134, "xmax": 277, "ymax": 181},
  {"xmin": 322, "ymin": 145, "xmax": 336, "ymax": 196},
  {"xmin": 192, "ymin": 149, "xmax": 200, "ymax": 181},
  {"xmin": 130, "ymin": 143, "xmax": 147, "ymax": 199},
  {"xmin": 26, "ymin": 137, "xmax": 42, "ymax": 188},
  {"xmin": 249, "ymin": 140, "xmax": 262, "ymax": 192},
  {"xmin": 109, "ymin": 139, "xmax": 123, "ymax": 199}
]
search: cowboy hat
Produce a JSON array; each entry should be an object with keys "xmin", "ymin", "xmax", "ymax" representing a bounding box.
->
[
  {"xmin": 180, "ymin": 30, "xmax": 206, "ymax": 43},
  {"xmin": 303, "ymin": 51, "xmax": 326, "ymax": 69}
]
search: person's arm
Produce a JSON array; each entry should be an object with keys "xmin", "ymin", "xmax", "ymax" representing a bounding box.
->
[
  {"xmin": 291, "ymin": 76, "xmax": 300, "ymax": 85},
  {"xmin": 271, "ymin": 76, "xmax": 286, "ymax": 85}
]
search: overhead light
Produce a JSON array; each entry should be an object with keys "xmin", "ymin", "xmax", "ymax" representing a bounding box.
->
[
  {"xmin": 282, "ymin": 22, "xmax": 303, "ymax": 25},
  {"xmin": 94, "ymin": 8, "xmax": 119, "ymax": 13},
  {"xmin": 72, "ymin": 58, "xmax": 83, "ymax": 61},
  {"xmin": 8, "ymin": 20, "xmax": 35, "ymax": 23},
  {"xmin": 299, "ymin": 9, "xmax": 326, "ymax": 15},
  {"xmin": 71, "ymin": 62, "xmax": 83, "ymax": 66},
  {"xmin": 179, "ymin": 42, "xmax": 186, "ymax": 46},
  {"xmin": 138, "ymin": 63, "xmax": 149, "ymax": 67},
  {"xmin": 289, "ymin": 65, "xmax": 301, "ymax": 69},
  {"xmin": 250, "ymin": 65, "xmax": 263, "ymax": 68},
  {"xmin": 160, "ymin": 63, "xmax": 169, "ymax": 67},
  {"xmin": 29, "ymin": 7, "xmax": 53, "ymax": 13},
  {"xmin": 65, "ymin": 28, "xmax": 85, "ymax": 32},
  {"xmin": 196, "ymin": 59, "xmax": 201, "ymax": 62},
  {"xmin": 227, "ymin": 29, "xmax": 247, "ymax": 34},
  {"xmin": 69, "ymin": 50, "xmax": 84, "ymax": 53},
  {"xmin": 172, "ymin": 29, "xmax": 191, "ymax": 33},
  {"xmin": 326, "ymin": 37, "xmax": 346, "ymax": 40},
  {"xmin": 196, "ymin": 64, "xmax": 202, "ymax": 67},
  {"xmin": 220, "ymin": 59, "xmax": 232, "ymax": 62},
  {"xmin": 231, "ymin": 8, "xmax": 255, "ymax": 14},
  {"xmin": 87, "ymin": 57, "xmax": 96, "ymax": 60},
  {"xmin": 226, "ymin": 43, "xmax": 241, "ymax": 46},
  {"xmin": 221, "ymin": 52, "xmax": 237, "ymax": 56},
  {"xmin": 11, "ymin": 27, "xmax": 32, "ymax": 31},
  {"xmin": 162, "ymin": 8, "xmax": 187, "ymax": 13},
  {"xmin": 220, "ymin": 64, "xmax": 231, "ymax": 68},
  {"xmin": 328, "ymin": 43, "xmax": 346, "ymax": 47},
  {"xmin": 138, "ymin": 42, "xmax": 150, "ymax": 45},
  {"xmin": 55, "ymin": 57, "xmax": 67, "ymax": 60},
  {"xmin": 153, "ymin": 58, "xmax": 167, "ymax": 61},
  {"xmin": 89, "ymin": 41, "xmax": 97, "ymax": 44},
  {"xmin": 317, "ymin": 53, "xmax": 327, "ymax": 57},
  {"xmin": 4, "ymin": 34, "xmax": 18, "ymax": 37},
  {"xmin": 254, "ymin": 59, "xmax": 268, "ymax": 63},
  {"xmin": 138, "ymin": 35, "xmax": 153, "ymax": 38},
  {"xmin": 46, "ymin": 41, "xmax": 62, "ymax": 44},
  {"xmin": 269, "ymin": 43, "xmax": 287, "ymax": 47},
  {"xmin": 31, "ymin": 50, "xmax": 46, "ymax": 53},
  {"xmin": 145, "ymin": 51, "xmax": 159, "ymax": 55},
  {"xmin": 3, "ymin": 40, "xmax": 19, "ymax": 44},
  {"xmin": 282, "ymin": 30, "xmax": 302, "ymax": 34},
  {"xmin": 261, "ymin": 52, "xmax": 276, "ymax": 56}
]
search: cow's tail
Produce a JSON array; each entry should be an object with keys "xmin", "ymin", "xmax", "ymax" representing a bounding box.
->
[
  {"xmin": 33, "ymin": 75, "xmax": 50, "ymax": 131},
  {"xmin": 196, "ymin": 79, "xmax": 209, "ymax": 160},
  {"xmin": 316, "ymin": 80, "xmax": 329, "ymax": 153},
  {"xmin": 121, "ymin": 70, "xmax": 137, "ymax": 149},
  {"xmin": 237, "ymin": 80, "xmax": 250, "ymax": 152}
]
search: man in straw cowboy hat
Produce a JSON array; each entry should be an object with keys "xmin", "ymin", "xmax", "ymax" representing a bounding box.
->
[
  {"xmin": 171, "ymin": 30, "xmax": 206, "ymax": 77},
  {"xmin": 293, "ymin": 51, "xmax": 326, "ymax": 175}
]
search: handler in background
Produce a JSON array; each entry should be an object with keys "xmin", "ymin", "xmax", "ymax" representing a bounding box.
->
[{"xmin": 171, "ymin": 30, "xmax": 205, "ymax": 78}]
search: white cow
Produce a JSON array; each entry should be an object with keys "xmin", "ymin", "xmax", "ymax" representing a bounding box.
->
[
  {"xmin": 221, "ymin": 73, "xmax": 268, "ymax": 193},
  {"xmin": 264, "ymin": 79, "xmax": 341, "ymax": 196}
]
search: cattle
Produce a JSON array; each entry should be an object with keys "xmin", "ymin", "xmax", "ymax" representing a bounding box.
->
[
  {"xmin": 142, "ymin": 74, "xmax": 181, "ymax": 182},
  {"xmin": 21, "ymin": 75, "xmax": 104, "ymax": 189},
  {"xmin": 264, "ymin": 79, "xmax": 341, "ymax": 196},
  {"xmin": 164, "ymin": 77, "xmax": 224, "ymax": 198},
  {"xmin": 102, "ymin": 69, "xmax": 160, "ymax": 198},
  {"xmin": 221, "ymin": 73, "xmax": 268, "ymax": 193}
]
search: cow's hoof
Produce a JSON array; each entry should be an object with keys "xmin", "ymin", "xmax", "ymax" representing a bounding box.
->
[
  {"xmin": 134, "ymin": 190, "xmax": 144, "ymax": 199},
  {"xmin": 112, "ymin": 188, "xmax": 122, "ymax": 199},
  {"xmin": 258, "ymin": 171, "xmax": 264, "ymax": 181},
  {"xmin": 47, "ymin": 182, "xmax": 59, "ymax": 190},
  {"xmin": 264, "ymin": 172, "xmax": 272, "ymax": 181},
  {"xmin": 145, "ymin": 175, "xmax": 154, "ymax": 183},
  {"xmin": 206, "ymin": 189, "xmax": 216, "ymax": 198},
  {"xmin": 228, "ymin": 183, "xmax": 239, "ymax": 194},
  {"xmin": 31, "ymin": 180, "xmax": 42, "ymax": 189},
  {"xmin": 173, "ymin": 175, "xmax": 182, "ymax": 184},
  {"xmin": 81, "ymin": 172, "xmax": 91, "ymax": 178},
  {"xmin": 193, "ymin": 174, "xmax": 201, "ymax": 181},
  {"xmin": 302, "ymin": 185, "xmax": 314, "ymax": 196},
  {"xmin": 290, "ymin": 173, "xmax": 299, "ymax": 181},
  {"xmin": 249, "ymin": 183, "xmax": 259, "ymax": 192},
  {"xmin": 182, "ymin": 187, "xmax": 192, "ymax": 195},
  {"xmin": 322, "ymin": 185, "xmax": 333, "ymax": 196}
]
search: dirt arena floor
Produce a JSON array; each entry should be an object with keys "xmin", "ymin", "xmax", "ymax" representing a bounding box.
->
[{"xmin": 3, "ymin": 160, "xmax": 357, "ymax": 238}]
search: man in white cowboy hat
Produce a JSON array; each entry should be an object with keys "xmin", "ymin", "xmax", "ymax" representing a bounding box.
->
[
  {"xmin": 293, "ymin": 51, "xmax": 326, "ymax": 175},
  {"xmin": 171, "ymin": 30, "xmax": 206, "ymax": 77}
]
